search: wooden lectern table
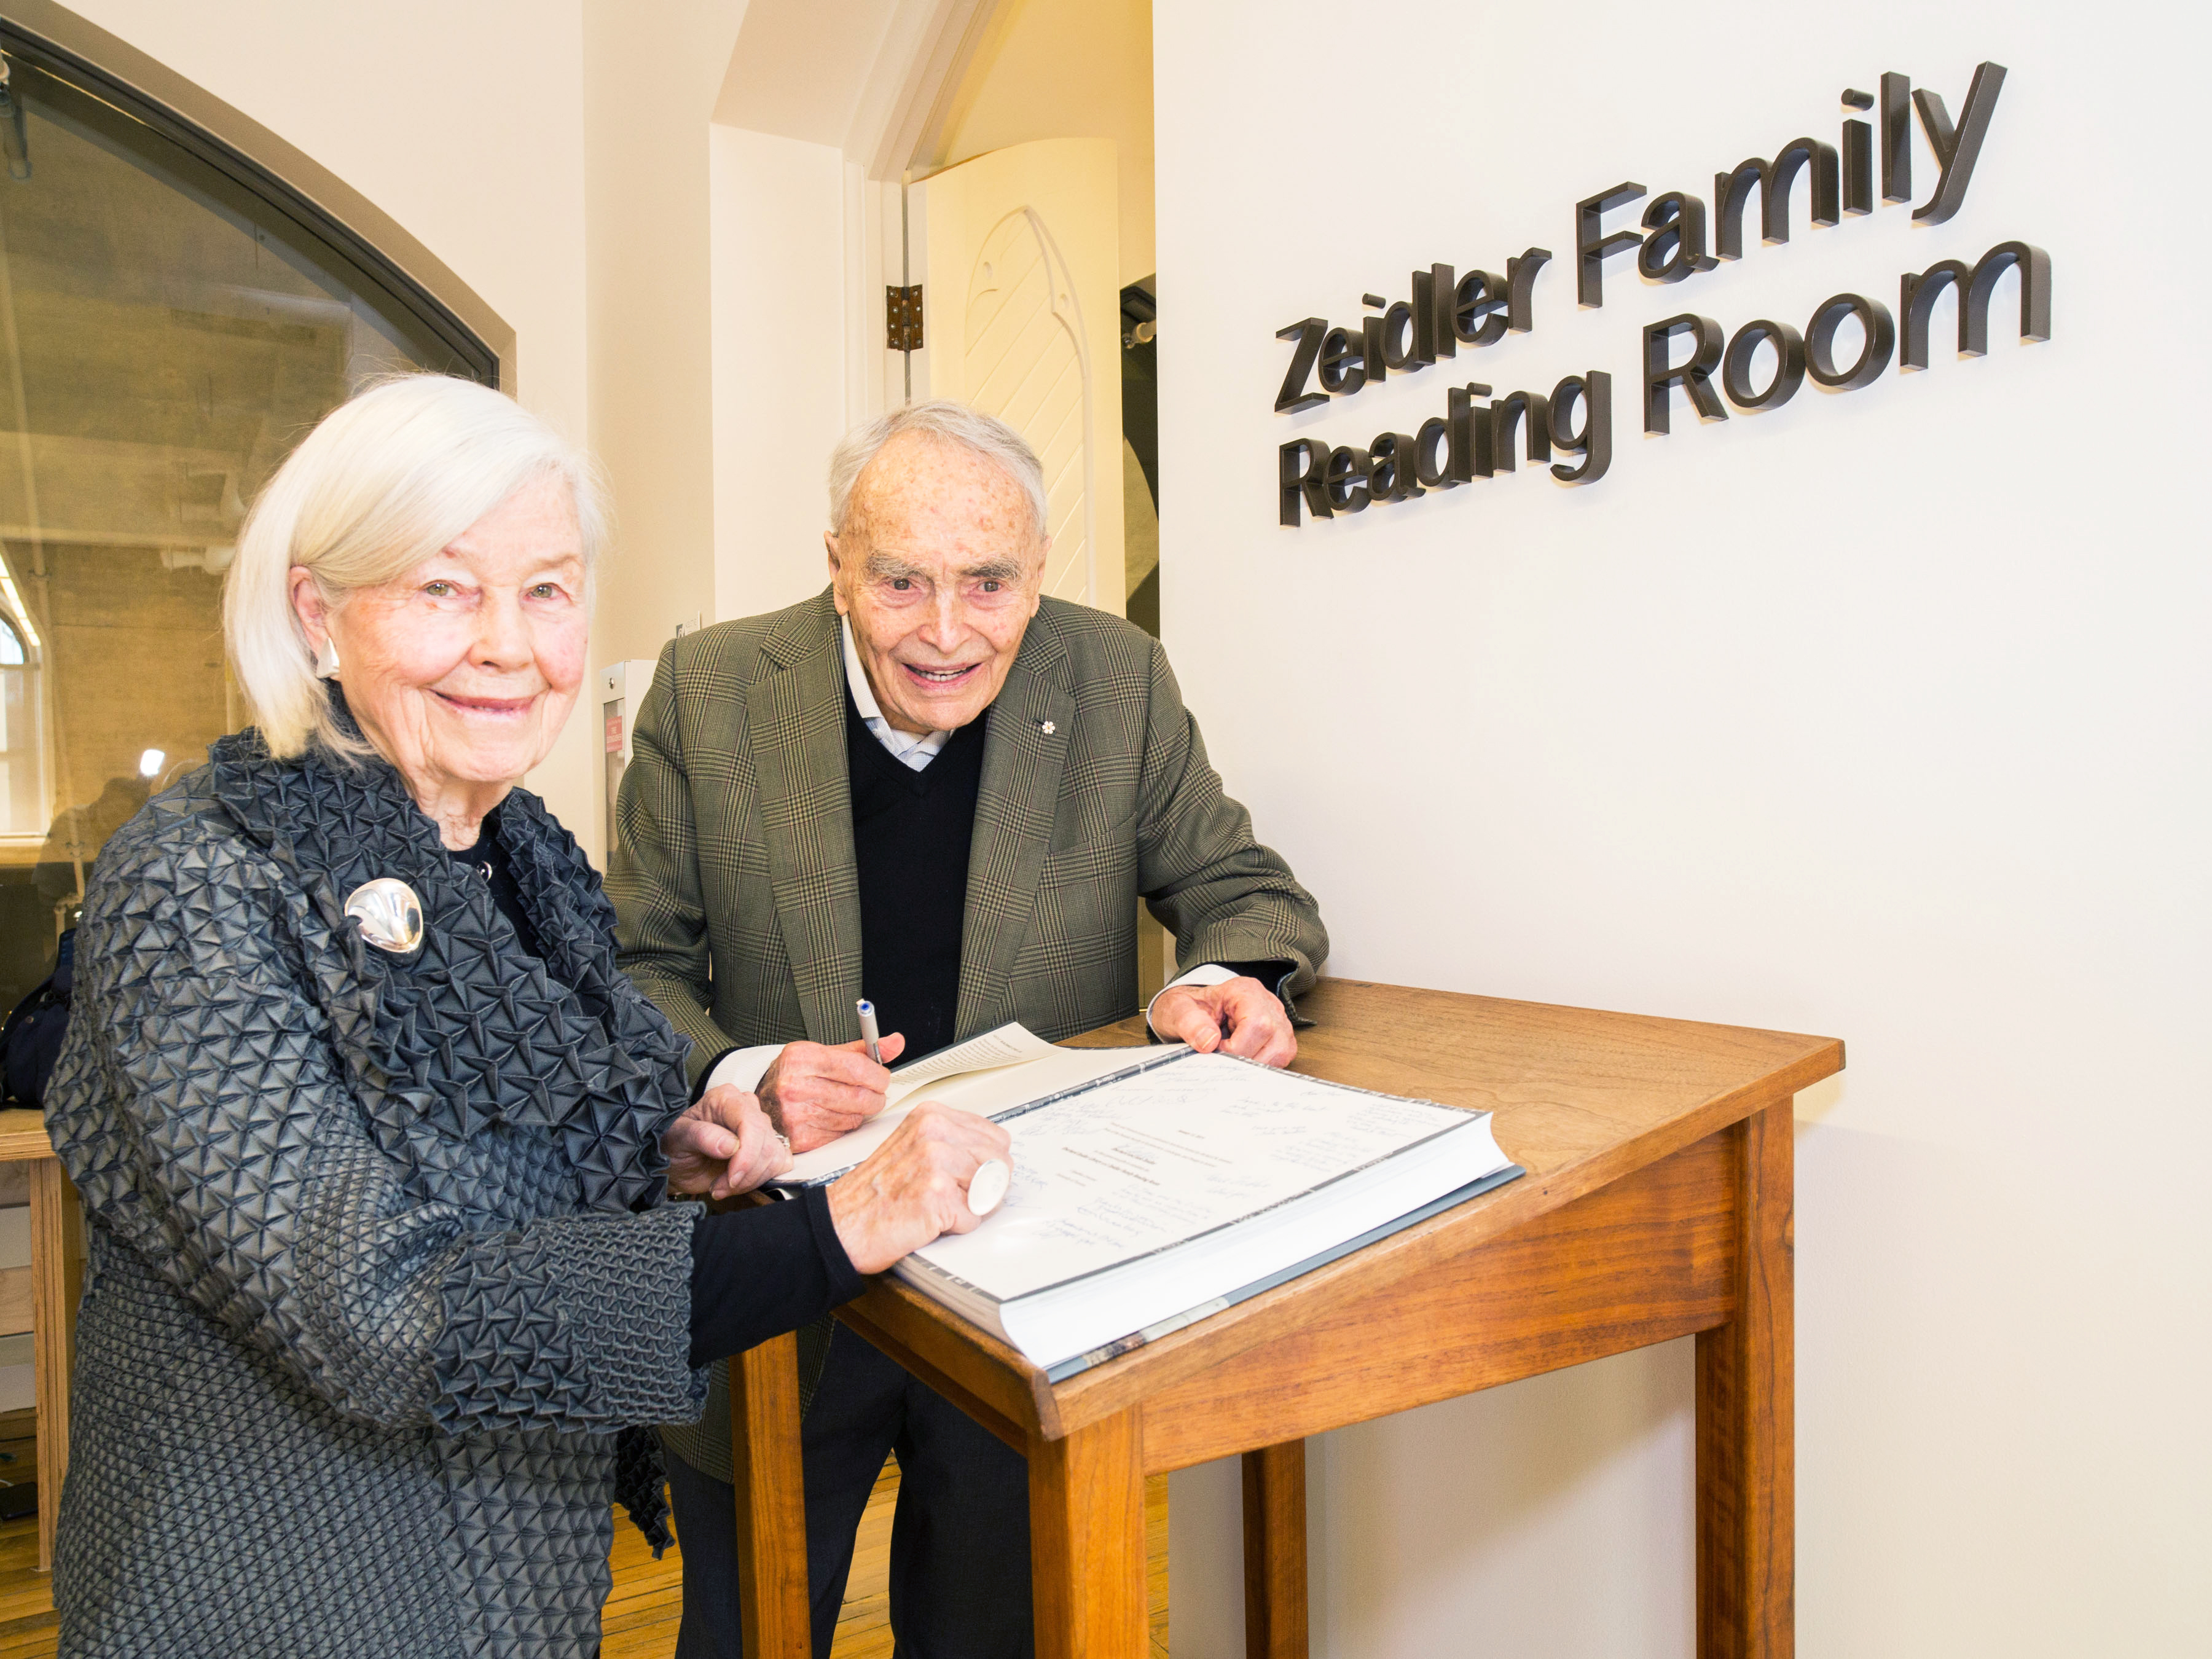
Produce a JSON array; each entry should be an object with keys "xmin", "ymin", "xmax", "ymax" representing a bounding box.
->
[
  {"xmin": 724, "ymin": 979, "xmax": 1842, "ymax": 1659},
  {"xmin": 0, "ymin": 1108, "xmax": 82, "ymax": 1575}
]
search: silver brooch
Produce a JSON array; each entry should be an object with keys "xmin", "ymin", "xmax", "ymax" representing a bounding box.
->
[
  {"xmin": 344, "ymin": 878, "xmax": 425, "ymax": 955},
  {"xmin": 1040, "ymin": 720, "xmax": 1056, "ymax": 735}
]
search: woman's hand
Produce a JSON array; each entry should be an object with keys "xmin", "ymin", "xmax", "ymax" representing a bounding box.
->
[
  {"xmin": 826, "ymin": 1102, "xmax": 1013, "ymax": 1275},
  {"xmin": 662, "ymin": 1086, "xmax": 794, "ymax": 1199}
]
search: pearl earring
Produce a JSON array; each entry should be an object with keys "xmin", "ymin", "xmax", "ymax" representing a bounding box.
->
[{"xmin": 315, "ymin": 637, "xmax": 341, "ymax": 680}]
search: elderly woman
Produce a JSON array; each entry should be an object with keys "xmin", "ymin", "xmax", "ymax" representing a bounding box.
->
[{"xmin": 42, "ymin": 374, "xmax": 1010, "ymax": 1659}]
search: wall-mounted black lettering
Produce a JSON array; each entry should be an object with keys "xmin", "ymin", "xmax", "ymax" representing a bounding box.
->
[
  {"xmin": 1805, "ymin": 292, "xmax": 1895, "ymax": 390},
  {"xmin": 1368, "ymin": 432, "xmax": 1423, "ymax": 503},
  {"xmin": 1279, "ymin": 437, "xmax": 1332, "ymax": 527},
  {"xmin": 1274, "ymin": 318, "xmax": 1328, "ymax": 414},
  {"xmin": 1841, "ymin": 91, "xmax": 1874, "ymax": 215},
  {"xmin": 1547, "ymin": 372, "xmax": 1612, "ymax": 485},
  {"xmin": 1283, "ymin": 442, "xmax": 1327, "ymax": 526},
  {"xmin": 1325, "ymin": 444, "xmax": 1373, "ymax": 514},
  {"xmin": 1507, "ymin": 249, "xmax": 1551, "ymax": 330},
  {"xmin": 1445, "ymin": 252, "xmax": 1549, "ymax": 345},
  {"xmin": 1413, "ymin": 414, "xmax": 1461, "ymax": 491},
  {"xmin": 1450, "ymin": 382, "xmax": 1492, "ymax": 482},
  {"xmin": 1453, "ymin": 269, "xmax": 1509, "ymax": 347},
  {"xmin": 1317, "ymin": 325, "xmax": 1366, "ymax": 396},
  {"xmin": 1880, "ymin": 71, "xmax": 1913, "ymax": 203},
  {"xmin": 1377, "ymin": 297, "xmax": 1428, "ymax": 374},
  {"xmin": 1413, "ymin": 264, "xmax": 1454, "ymax": 361},
  {"xmin": 1721, "ymin": 320, "xmax": 1806, "ymax": 410},
  {"xmin": 1284, "ymin": 250, "xmax": 1548, "ymax": 425},
  {"xmin": 1577, "ymin": 183, "xmax": 1645, "ymax": 307},
  {"xmin": 1644, "ymin": 313, "xmax": 1729, "ymax": 433},
  {"xmin": 1912, "ymin": 61, "xmax": 2006, "ymax": 224},
  {"xmin": 1488, "ymin": 390, "xmax": 1552, "ymax": 473},
  {"xmin": 1639, "ymin": 193, "xmax": 1717, "ymax": 284},
  {"xmin": 1714, "ymin": 139, "xmax": 1840, "ymax": 260},
  {"xmin": 1362, "ymin": 302, "xmax": 1390, "ymax": 391},
  {"xmin": 1899, "ymin": 240, "xmax": 2051, "ymax": 369},
  {"xmin": 1269, "ymin": 57, "xmax": 2050, "ymax": 529}
]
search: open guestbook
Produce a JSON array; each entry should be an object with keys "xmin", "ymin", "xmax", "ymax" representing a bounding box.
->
[{"xmin": 772, "ymin": 1024, "xmax": 1524, "ymax": 1379}]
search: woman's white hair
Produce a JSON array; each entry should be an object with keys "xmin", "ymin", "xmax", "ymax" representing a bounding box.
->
[
  {"xmin": 224, "ymin": 373, "xmax": 608, "ymax": 761},
  {"xmin": 826, "ymin": 400, "xmax": 1048, "ymax": 543}
]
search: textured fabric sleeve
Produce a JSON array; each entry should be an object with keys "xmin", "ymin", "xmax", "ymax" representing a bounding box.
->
[
  {"xmin": 47, "ymin": 816, "xmax": 705, "ymax": 1437},
  {"xmin": 608, "ymin": 637, "xmax": 745, "ymax": 1084},
  {"xmin": 1135, "ymin": 642, "xmax": 1330, "ymax": 997},
  {"xmin": 433, "ymin": 1206, "xmax": 704, "ymax": 1435},
  {"xmin": 686, "ymin": 1188, "xmax": 865, "ymax": 1368}
]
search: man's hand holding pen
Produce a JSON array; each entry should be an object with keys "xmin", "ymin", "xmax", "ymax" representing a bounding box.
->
[{"xmin": 755, "ymin": 1032, "xmax": 908, "ymax": 1151}]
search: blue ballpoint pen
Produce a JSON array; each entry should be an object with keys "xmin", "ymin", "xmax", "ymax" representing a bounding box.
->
[{"xmin": 857, "ymin": 998, "xmax": 883, "ymax": 1065}]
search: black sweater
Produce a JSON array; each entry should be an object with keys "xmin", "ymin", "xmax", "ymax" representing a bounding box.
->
[{"xmin": 844, "ymin": 685, "xmax": 989, "ymax": 1064}]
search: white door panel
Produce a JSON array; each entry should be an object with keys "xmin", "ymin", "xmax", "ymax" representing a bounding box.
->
[{"xmin": 912, "ymin": 138, "xmax": 1123, "ymax": 614}]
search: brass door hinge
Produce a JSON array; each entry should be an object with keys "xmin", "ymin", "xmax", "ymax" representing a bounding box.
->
[{"xmin": 885, "ymin": 284, "xmax": 924, "ymax": 351}]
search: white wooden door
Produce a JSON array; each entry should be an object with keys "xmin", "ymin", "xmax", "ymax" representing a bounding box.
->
[{"xmin": 909, "ymin": 138, "xmax": 1124, "ymax": 615}]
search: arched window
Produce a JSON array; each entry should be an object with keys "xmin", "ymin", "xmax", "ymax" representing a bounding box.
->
[
  {"xmin": 0, "ymin": 611, "xmax": 33, "ymax": 841},
  {"xmin": 0, "ymin": 17, "xmax": 500, "ymax": 1010}
]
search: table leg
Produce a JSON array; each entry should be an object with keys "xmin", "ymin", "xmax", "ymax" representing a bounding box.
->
[
  {"xmin": 30, "ymin": 1159, "xmax": 79, "ymax": 1576},
  {"xmin": 1696, "ymin": 1101, "xmax": 1794, "ymax": 1659},
  {"xmin": 1030, "ymin": 1410, "xmax": 1147, "ymax": 1659},
  {"xmin": 1242, "ymin": 1439, "xmax": 1309, "ymax": 1659},
  {"xmin": 729, "ymin": 1333, "xmax": 812, "ymax": 1659}
]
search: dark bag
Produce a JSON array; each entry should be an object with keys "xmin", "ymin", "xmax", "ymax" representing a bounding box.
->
[{"xmin": 2, "ymin": 928, "xmax": 74, "ymax": 1109}]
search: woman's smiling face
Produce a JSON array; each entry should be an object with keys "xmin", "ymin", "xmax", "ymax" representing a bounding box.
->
[{"xmin": 294, "ymin": 471, "xmax": 589, "ymax": 803}]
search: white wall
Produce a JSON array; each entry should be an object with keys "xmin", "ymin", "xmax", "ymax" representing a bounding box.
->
[
  {"xmin": 700, "ymin": 0, "xmax": 1032, "ymax": 629},
  {"xmin": 708, "ymin": 127, "xmax": 858, "ymax": 621},
  {"xmin": 1156, "ymin": 3, "xmax": 2210, "ymax": 1656},
  {"xmin": 581, "ymin": 0, "xmax": 748, "ymax": 725}
]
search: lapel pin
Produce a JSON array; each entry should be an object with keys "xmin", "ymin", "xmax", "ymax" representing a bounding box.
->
[
  {"xmin": 345, "ymin": 877, "xmax": 425, "ymax": 955},
  {"xmin": 1040, "ymin": 720, "xmax": 1057, "ymax": 735}
]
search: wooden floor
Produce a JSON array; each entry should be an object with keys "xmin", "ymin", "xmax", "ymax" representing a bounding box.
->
[
  {"xmin": 0, "ymin": 1461, "xmax": 1171, "ymax": 1657},
  {"xmin": 0, "ymin": 1507, "xmax": 55, "ymax": 1659}
]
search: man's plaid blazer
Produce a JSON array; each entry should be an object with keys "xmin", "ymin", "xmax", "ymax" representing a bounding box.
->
[
  {"xmin": 608, "ymin": 587, "xmax": 1327, "ymax": 1478},
  {"xmin": 610, "ymin": 587, "xmax": 1327, "ymax": 1075}
]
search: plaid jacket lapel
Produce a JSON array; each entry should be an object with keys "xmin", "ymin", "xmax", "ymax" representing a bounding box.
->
[
  {"xmin": 958, "ymin": 608, "xmax": 1077, "ymax": 1036},
  {"xmin": 745, "ymin": 596, "xmax": 866, "ymax": 1043}
]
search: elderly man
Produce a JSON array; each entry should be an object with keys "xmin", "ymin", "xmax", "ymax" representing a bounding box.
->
[{"xmin": 611, "ymin": 399, "xmax": 1327, "ymax": 1659}]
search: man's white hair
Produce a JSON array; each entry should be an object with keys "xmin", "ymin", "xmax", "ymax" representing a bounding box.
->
[
  {"xmin": 223, "ymin": 373, "xmax": 609, "ymax": 761},
  {"xmin": 826, "ymin": 400, "xmax": 1048, "ymax": 544}
]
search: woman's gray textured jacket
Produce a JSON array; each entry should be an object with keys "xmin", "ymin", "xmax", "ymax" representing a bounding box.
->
[{"xmin": 42, "ymin": 729, "xmax": 709, "ymax": 1659}]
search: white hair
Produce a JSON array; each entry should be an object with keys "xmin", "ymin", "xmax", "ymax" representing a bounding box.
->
[
  {"xmin": 223, "ymin": 374, "xmax": 608, "ymax": 761},
  {"xmin": 826, "ymin": 400, "xmax": 1048, "ymax": 543}
]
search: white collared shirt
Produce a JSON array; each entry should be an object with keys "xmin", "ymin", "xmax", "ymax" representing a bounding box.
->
[{"xmin": 844, "ymin": 618, "xmax": 954, "ymax": 771}]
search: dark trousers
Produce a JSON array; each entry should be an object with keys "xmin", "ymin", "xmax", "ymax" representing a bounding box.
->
[{"xmin": 667, "ymin": 1326, "xmax": 1035, "ymax": 1659}]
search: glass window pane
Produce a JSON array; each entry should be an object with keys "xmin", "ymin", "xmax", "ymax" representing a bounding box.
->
[{"xmin": 0, "ymin": 44, "xmax": 490, "ymax": 1024}]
